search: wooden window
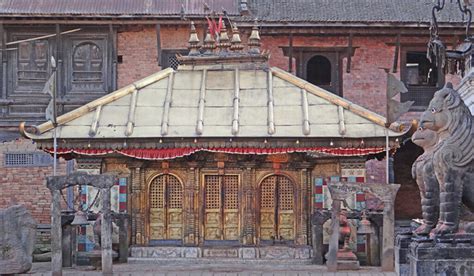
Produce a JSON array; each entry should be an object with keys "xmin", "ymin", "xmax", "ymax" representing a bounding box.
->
[
  {"xmin": 281, "ymin": 47, "xmax": 347, "ymax": 97},
  {"xmin": 401, "ymin": 48, "xmax": 444, "ymax": 109},
  {"xmin": 7, "ymin": 33, "xmax": 52, "ymax": 95},
  {"xmin": 66, "ymin": 37, "xmax": 109, "ymax": 95},
  {"xmin": 160, "ymin": 49, "xmax": 188, "ymax": 70}
]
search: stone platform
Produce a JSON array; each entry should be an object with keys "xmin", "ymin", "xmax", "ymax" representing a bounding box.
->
[
  {"xmin": 396, "ymin": 233, "xmax": 474, "ymax": 276},
  {"xmin": 129, "ymin": 246, "xmax": 313, "ymax": 265}
]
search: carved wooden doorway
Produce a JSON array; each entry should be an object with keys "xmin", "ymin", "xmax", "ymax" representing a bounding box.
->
[
  {"xmin": 259, "ymin": 175, "xmax": 295, "ymax": 243},
  {"xmin": 203, "ymin": 175, "xmax": 240, "ymax": 242},
  {"xmin": 149, "ymin": 174, "xmax": 183, "ymax": 242}
]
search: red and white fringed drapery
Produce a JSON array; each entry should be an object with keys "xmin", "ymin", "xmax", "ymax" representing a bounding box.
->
[{"xmin": 44, "ymin": 146, "xmax": 385, "ymax": 160}]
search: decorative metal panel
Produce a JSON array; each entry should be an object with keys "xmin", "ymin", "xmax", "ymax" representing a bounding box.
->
[
  {"xmin": 260, "ymin": 175, "xmax": 295, "ymax": 241},
  {"xmin": 149, "ymin": 174, "xmax": 183, "ymax": 240}
]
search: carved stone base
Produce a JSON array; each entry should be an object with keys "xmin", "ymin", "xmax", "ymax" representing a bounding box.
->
[
  {"xmin": 406, "ymin": 235, "xmax": 474, "ymax": 276},
  {"xmin": 395, "ymin": 233, "xmax": 413, "ymax": 276},
  {"xmin": 130, "ymin": 246, "xmax": 313, "ymax": 262}
]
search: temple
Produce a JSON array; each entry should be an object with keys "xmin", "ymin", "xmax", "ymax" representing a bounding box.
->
[{"xmin": 21, "ymin": 23, "xmax": 407, "ymax": 255}]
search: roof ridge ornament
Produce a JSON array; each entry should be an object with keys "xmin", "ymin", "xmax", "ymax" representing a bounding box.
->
[
  {"xmin": 230, "ymin": 23, "xmax": 244, "ymax": 53},
  {"xmin": 218, "ymin": 21, "xmax": 231, "ymax": 55},
  {"xmin": 248, "ymin": 20, "xmax": 261, "ymax": 55},
  {"xmin": 188, "ymin": 21, "xmax": 201, "ymax": 56},
  {"xmin": 202, "ymin": 26, "xmax": 216, "ymax": 55}
]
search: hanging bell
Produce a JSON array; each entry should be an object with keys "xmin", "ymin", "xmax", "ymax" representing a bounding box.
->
[
  {"xmin": 357, "ymin": 212, "xmax": 373, "ymax": 234},
  {"xmin": 71, "ymin": 210, "xmax": 89, "ymax": 226}
]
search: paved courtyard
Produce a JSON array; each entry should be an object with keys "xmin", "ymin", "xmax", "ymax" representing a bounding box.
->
[{"xmin": 21, "ymin": 262, "xmax": 395, "ymax": 276}]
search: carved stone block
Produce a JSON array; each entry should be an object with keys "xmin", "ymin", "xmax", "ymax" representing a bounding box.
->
[{"xmin": 0, "ymin": 205, "xmax": 37, "ymax": 274}]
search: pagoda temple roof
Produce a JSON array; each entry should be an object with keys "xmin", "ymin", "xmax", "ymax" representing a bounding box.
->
[{"xmin": 21, "ymin": 64, "xmax": 405, "ymax": 141}]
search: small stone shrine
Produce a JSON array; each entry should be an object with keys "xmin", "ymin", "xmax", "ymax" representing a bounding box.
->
[
  {"xmin": 46, "ymin": 172, "xmax": 116, "ymax": 276},
  {"xmin": 0, "ymin": 205, "xmax": 37, "ymax": 274}
]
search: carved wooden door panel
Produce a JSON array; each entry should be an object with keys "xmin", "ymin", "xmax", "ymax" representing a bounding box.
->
[
  {"xmin": 260, "ymin": 175, "xmax": 295, "ymax": 242},
  {"xmin": 204, "ymin": 175, "xmax": 239, "ymax": 241},
  {"xmin": 149, "ymin": 175, "xmax": 183, "ymax": 240}
]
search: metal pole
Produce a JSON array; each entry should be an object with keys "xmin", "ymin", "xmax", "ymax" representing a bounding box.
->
[{"xmin": 385, "ymin": 128, "xmax": 389, "ymax": 184}]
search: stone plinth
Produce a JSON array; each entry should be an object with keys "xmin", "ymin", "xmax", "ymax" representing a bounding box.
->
[
  {"xmin": 395, "ymin": 233, "xmax": 413, "ymax": 276},
  {"xmin": 407, "ymin": 236, "xmax": 474, "ymax": 276}
]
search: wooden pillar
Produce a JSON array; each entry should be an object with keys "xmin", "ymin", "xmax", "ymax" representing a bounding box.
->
[
  {"xmin": 392, "ymin": 34, "xmax": 401, "ymax": 73},
  {"xmin": 51, "ymin": 190, "xmax": 62, "ymax": 276},
  {"xmin": 242, "ymin": 166, "xmax": 256, "ymax": 245},
  {"xmin": 326, "ymin": 199, "xmax": 341, "ymax": 272},
  {"xmin": 0, "ymin": 23, "xmax": 5, "ymax": 99},
  {"xmin": 101, "ymin": 187, "xmax": 113, "ymax": 275},
  {"xmin": 156, "ymin": 24, "xmax": 161, "ymax": 66},
  {"xmin": 184, "ymin": 165, "xmax": 197, "ymax": 245}
]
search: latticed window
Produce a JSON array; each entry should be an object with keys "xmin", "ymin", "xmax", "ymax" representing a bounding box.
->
[
  {"xmin": 160, "ymin": 49, "xmax": 188, "ymax": 70},
  {"xmin": 4, "ymin": 152, "xmax": 53, "ymax": 167}
]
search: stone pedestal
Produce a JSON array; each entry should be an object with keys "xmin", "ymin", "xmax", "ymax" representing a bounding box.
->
[
  {"xmin": 407, "ymin": 235, "xmax": 474, "ymax": 276},
  {"xmin": 395, "ymin": 233, "xmax": 413, "ymax": 276}
]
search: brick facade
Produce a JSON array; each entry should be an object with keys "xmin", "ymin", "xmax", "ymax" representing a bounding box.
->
[{"xmin": 0, "ymin": 136, "xmax": 67, "ymax": 224}]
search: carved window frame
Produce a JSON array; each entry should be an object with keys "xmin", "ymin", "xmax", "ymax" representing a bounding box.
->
[
  {"xmin": 6, "ymin": 30, "xmax": 55, "ymax": 97},
  {"xmin": 400, "ymin": 46, "xmax": 445, "ymax": 110}
]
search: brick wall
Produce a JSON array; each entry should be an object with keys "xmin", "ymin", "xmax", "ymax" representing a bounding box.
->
[{"xmin": 0, "ymin": 137, "xmax": 67, "ymax": 224}]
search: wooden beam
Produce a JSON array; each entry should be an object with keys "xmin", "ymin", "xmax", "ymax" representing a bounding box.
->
[
  {"xmin": 338, "ymin": 106, "xmax": 346, "ymax": 135},
  {"xmin": 156, "ymin": 24, "xmax": 161, "ymax": 66},
  {"xmin": 109, "ymin": 24, "xmax": 116, "ymax": 91},
  {"xmin": 392, "ymin": 34, "xmax": 400, "ymax": 73},
  {"xmin": 288, "ymin": 33, "xmax": 293, "ymax": 73},
  {"xmin": 346, "ymin": 33, "xmax": 353, "ymax": 73}
]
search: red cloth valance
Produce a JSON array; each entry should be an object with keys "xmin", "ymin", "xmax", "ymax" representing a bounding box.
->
[{"xmin": 45, "ymin": 146, "xmax": 385, "ymax": 160}]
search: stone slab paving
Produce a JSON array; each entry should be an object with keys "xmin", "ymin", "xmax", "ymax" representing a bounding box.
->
[{"xmin": 20, "ymin": 262, "xmax": 395, "ymax": 276}]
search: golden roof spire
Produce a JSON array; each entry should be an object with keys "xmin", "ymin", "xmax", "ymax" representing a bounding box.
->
[
  {"xmin": 202, "ymin": 27, "xmax": 216, "ymax": 55},
  {"xmin": 217, "ymin": 21, "xmax": 231, "ymax": 55},
  {"xmin": 188, "ymin": 21, "xmax": 200, "ymax": 56},
  {"xmin": 230, "ymin": 23, "xmax": 244, "ymax": 53},
  {"xmin": 248, "ymin": 20, "xmax": 261, "ymax": 55}
]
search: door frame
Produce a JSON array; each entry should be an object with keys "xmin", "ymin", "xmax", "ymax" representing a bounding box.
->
[
  {"xmin": 256, "ymin": 173, "xmax": 298, "ymax": 245},
  {"xmin": 199, "ymin": 171, "xmax": 242, "ymax": 245},
  {"xmin": 146, "ymin": 172, "xmax": 184, "ymax": 245}
]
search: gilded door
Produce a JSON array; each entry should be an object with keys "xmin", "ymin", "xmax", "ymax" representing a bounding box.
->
[
  {"xmin": 204, "ymin": 175, "xmax": 239, "ymax": 241},
  {"xmin": 260, "ymin": 175, "xmax": 295, "ymax": 241},
  {"xmin": 149, "ymin": 174, "xmax": 183, "ymax": 240}
]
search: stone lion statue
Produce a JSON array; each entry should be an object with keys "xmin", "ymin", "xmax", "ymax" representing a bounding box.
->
[
  {"xmin": 419, "ymin": 83, "xmax": 474, "ymax": 235},
  {"xmin": 411, "ymin": 127, "xmax": 439, "ymax": 235}
]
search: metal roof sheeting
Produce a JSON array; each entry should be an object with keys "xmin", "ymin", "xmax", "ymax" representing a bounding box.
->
[{"xmin": 0, "ymin": 0, "xmax": 240, "ymax": 17}]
